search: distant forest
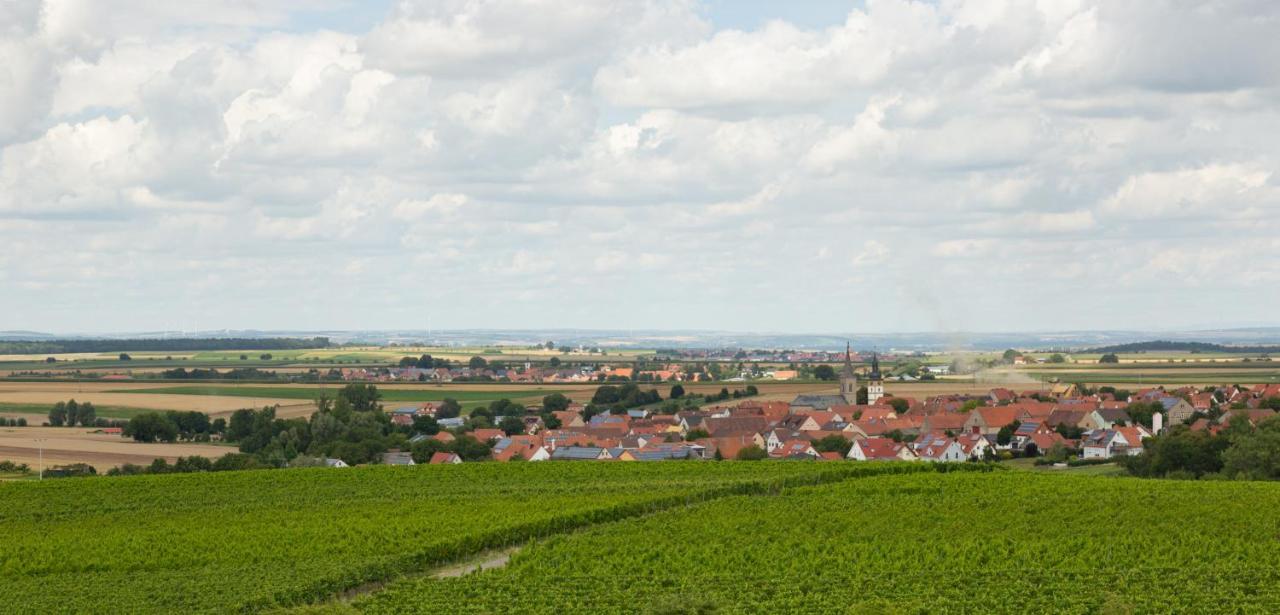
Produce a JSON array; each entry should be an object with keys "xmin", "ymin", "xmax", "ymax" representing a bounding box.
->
[
  {"xmin": 0, "ymin": 337, "xmax": 330, "ymax": 354},
  {"xmin": 1087, "ymin": 340, "xmax": 1280, "ymax": 354}
]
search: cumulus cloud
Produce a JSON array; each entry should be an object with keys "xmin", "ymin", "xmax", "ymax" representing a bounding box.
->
[
  {"xmin": 1100, "ymin": 163, "xmax": 1276, "ymax": 220},
  {"xmin": 2, "ymin": 0, "xmax": 1279, "ymax": 332}
]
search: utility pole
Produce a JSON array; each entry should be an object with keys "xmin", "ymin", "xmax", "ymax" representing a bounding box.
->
[{"xmin": 35, "ymin": 438, "xmax": 46, "ymax": 480}]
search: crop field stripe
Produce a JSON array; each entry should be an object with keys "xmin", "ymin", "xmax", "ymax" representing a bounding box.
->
[{"xmin": 112, "ymin": 386, "xmax": 561, "ymax": 403}]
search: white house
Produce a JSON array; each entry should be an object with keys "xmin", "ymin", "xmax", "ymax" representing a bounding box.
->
[
  {"xmin": 913, "ymin": 434, "xmax": 965, "ymax": 463},
  {"xmin": 1081, "ymin": 426, "xmax": 1151, "ymax": 459},
  {"xmin": 848, "ymin": 437, "xmax": 917, "ymax": 461}
]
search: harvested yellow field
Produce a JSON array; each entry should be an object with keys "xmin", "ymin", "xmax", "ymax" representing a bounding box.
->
[
  {"xmin": 0, "ymin": 426, "xmax": 236, "ymax": 469},
  {"xmin": 0, "ymin": 381, "xmax": 315, "ymax": 416}
]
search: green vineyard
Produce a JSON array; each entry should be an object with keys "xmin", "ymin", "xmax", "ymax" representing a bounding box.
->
[
  {"xmin": 4, "ymin": 463, "xmax": 1279, "ymax": 614},
  {"xmin": 0, "ymin": 461, "xmax": 933, "ymax": 614},
  {"xmin": 357, "ymin": 472, "xmax": 1280, "ymax": 614}
]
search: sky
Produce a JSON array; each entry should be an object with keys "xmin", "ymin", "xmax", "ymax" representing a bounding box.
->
[{"xmin": 2, "ymin": 0, "xmax": 1278, "ymax": 335}]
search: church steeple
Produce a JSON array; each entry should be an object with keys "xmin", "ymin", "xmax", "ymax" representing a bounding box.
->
[
  {"xmin": 840, "ymin": 342, "xmax": 858, "ymax": 403},
  {"xmin": 866, "ymin": 351, "xmax": 885, "ymax": 405}
]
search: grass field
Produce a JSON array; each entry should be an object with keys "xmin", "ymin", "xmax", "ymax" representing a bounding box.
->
[
  {"xmin": 0, "ymin": 402, "xmax": 155, "ymax": 419},
  {"xmin": 357, "ymin": 471, "xmax": 1280, "ymax": 614},
  {"xmin": 0, "ymin": 461, "xmax": 890, "ymax": 614}
]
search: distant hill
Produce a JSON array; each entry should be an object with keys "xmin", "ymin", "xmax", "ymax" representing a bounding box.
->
[
  {"xmin": 1087, "ymin": 340, "xmax": 1280, "ymax": 354},
  {"xmin": 0, "ymin": 337, "xmax": 330, "ymax": 354}
]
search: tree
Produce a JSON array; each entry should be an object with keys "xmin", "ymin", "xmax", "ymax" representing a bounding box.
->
[
  {"xmin": 468, "ymin": 356, "xmax": 488, "ymax": 370},
  {"xmin": 548, "ymin": 356, "xmax": 561, "ymax": 367},
  {"xmin": 996, "ymin": 421, "xmax": 1020, "ymax": 446},
  {"xmin": 541, "ymin": 393, "xmax": 571, "ymax": 413},
  {"xmin": 450, "ymin": 435, "xmax": 492, "ymax": 461},
  {"xmin": 670, "ymin": 384, "xmax": 685, "ymax": 399},
  {"xmin": 488, "ymin": 398, "xmax": 526, "ymax": 417},
  {"xmin": 735, "ymin": 445, "xmax": 768, "ymax": 460},
  {"xmin": 1222, "ymin": 416, "xmax": 1280, "ymax": 480},
  {"xmin": 1002, "ymin": 349, "xmax": 1020, "ymax": 363},
  {"xmin": 1045, "ymin": 442, "xmax": 1072, "ymax": 463},
  {"xmin": 65, "ymin": 399, "xmax": 80, "ymax": 427},
  {"xmin": 436, "ymin": 398, "xmax": 462, "ymax": 420},
  {"xmin": 1123, "ymin": 425, "xmax": 1228, "ymax": 478},
  {"xmin": 49, "ymin": 401, "xmax": 67, "ymax": 427},
  {"xmin": 813, "ymin": 365, "xmax": 837, "ymax": 381},
  {"xmin": 77, "ymin": 402, "xmax": 96, "ymax": 426},
  {"xmin": 499, "ymin": 415, "xmax": 526, "ymax": 436},
  {"xmin": 1125, "ymin": 402, "xmax": 1162, "ymax": 429},
  {"xmin": 813, "ymin": 434, "xmax": 852, "ymax": 456},
  {"xmin": 119, "ymin": 353, "xmax": 132, "ymax": 361},
  {"xmin": 226, "ymin": 408, "xmax": 257, "ymax": 441},
  {"xmin": 220, "ymin": 452, "xmax": 268, "ymax": 471},
  {"xmin": 412, "ymin": 415, "xmax": 440, "ymax": 435},
  {"xmin": 684, "ymin": 428, "xmax": 710, "ymax": 441},
  {"xmin": 124, "ymin": 412, "xmax": 179, "ymax": 443},
  {"xmin": 1048, "ymin": 353, "xmax": 1066, "ymax": 363},
  {"xmin": 174, "ymin": 455, "xmax": 213, "ymax": 473},
  {"xmin": 545, "ymin": 341, "xmax": 556, "ymax": 350},
  {"xmin": 887, "ymin": 398, "xmax": 910, "ymax": 414},
  {"xmin": 1099, "ymin": 353, "xmax": 1120, "ymax": 364},
  {"xmin": 240, "ymin": 354, "xmax": 248, "ymax": 360},
  {"xmin": 337, "ymin": 383, "xmax": 382, "ymax": 413},
  {"xmin": 856, "ymin": 386, "xmax": 869, "ymax": 405},
  {"xmin": 260, "ymin": 353, "xmax": 273, "ymax": 360},
  {"xmin": 540, "ymin": 412, "xmax": 562, "ymax": 430},
  {"xmin": 745, "ymin": 384, "xmax": 758, "ymax": 396}
]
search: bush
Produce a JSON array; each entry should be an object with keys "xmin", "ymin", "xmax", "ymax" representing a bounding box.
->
[
  {"xmin": 1067, "ymin": 457, "xmax": 1117, "ymax": 468},
  {"xmin": 0, "ymin": 460, "xmax": 32, "ymax": 473},
  {"xmin": 735, "ymin": 445, "xmax": 768, "ymax": 461}
]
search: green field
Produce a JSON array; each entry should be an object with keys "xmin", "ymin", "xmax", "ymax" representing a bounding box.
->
[
  {"xmin": 1024, "ymin": 370, "xmax": 1280, "ymax": 384},
  {"xmin": 116, "ymin": 385, "xmax": 561, "ymax": 404},
  {"xmin": 359, "ymin": 471, "xmax": 1280, "ymax": 614},
  {"xmin": 0, "ymin": 402, "xmax": 154, "ymax": 419},
  {"xmin": 5, "ymin": 463, "xmax": 1280, "ymax": 613},
  {"xmin": 0, "ymin": 461, "xmax": 891, "ymax": 614}
]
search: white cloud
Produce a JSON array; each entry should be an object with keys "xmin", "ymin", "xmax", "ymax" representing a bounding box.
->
[
  {"xmin": 392, "ymin": 194, "xmax": 468, "ymax": 221},
  {"xmin": 2, "ymin": 0, "xmax": 1279, "ymax": 332},
  {"xmin": 852, "ymin": 240, "xmax": 889, "ymax": 267},
  {"xmin": 1100, "ymin": 163, "xmax": 1275, "ymax": 220}
]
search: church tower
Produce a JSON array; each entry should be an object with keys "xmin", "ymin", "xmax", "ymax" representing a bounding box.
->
[
  {"xmin": 866, "ymin": 352, "xmax": 885, "ymax": 405},
  {"xmin": 840, "ymin": 342, "xmax": 858, "ymax": 404}
]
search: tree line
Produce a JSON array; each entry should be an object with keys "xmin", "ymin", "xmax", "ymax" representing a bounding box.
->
[
  {"xmin": 45, "ymin": 400, "xmax": 126, "ymax": 428},
  {"xmin": 1122, "ymin": 412, "xmax": 1280, "ymax": 480},
  {"xmin": 0, "ymin": 337, "xmax": 330, "ymax": 354}
]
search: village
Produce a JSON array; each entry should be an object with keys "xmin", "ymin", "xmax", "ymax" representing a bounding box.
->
[{"xmin": 383, "ymin": 351, "xmax": 1280, "ymax": 466}]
